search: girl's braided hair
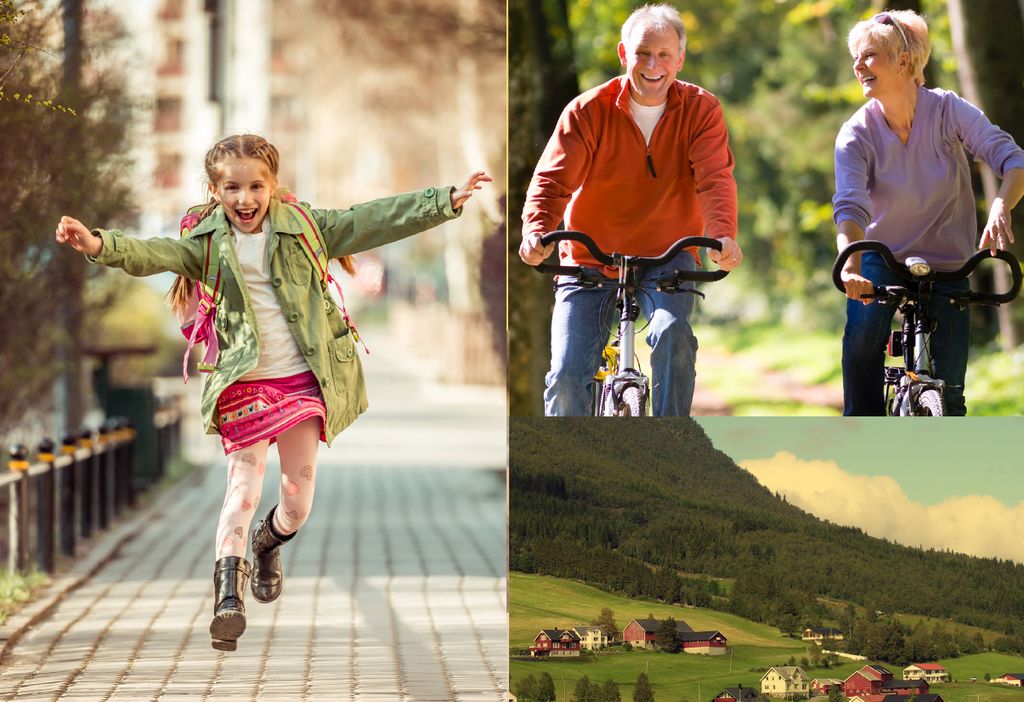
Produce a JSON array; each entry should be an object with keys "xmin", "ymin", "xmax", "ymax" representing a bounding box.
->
[{"xmin": 168, "ymin": 134, "xmax": 355, "ymax": 317}]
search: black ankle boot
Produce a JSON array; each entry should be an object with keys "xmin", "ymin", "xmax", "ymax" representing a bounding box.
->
[
  {"xmin": 210, "ymin": 556, "xmax": 250, "ymax": 651},
  {"xmin": 250, "ymin": 506, "xmax": 295, "ymax": 603}
]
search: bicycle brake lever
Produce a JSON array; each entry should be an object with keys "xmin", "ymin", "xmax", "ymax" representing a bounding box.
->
[
  {"xmin": 655, "ymin": 273, "xmax": 707, "ymax": 298},
  {"xmin": 655, "ymin": 281, "xmax": 706, "ymax": 298}
]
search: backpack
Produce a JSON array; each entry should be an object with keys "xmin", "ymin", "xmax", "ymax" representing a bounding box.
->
[{"xmin": 177, "ymin": 193, "xmax": 364, "ymax": 382}]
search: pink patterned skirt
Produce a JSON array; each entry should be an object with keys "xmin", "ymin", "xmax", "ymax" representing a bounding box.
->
[{"xmin": 217, "ymin": 370, "xmax": 327, "ymax": 454}]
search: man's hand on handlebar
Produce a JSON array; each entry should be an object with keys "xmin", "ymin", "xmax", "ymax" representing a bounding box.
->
[
  {"xmin": 519, "ymin": 233, "xmax": 555, "ymax": 266},
  {"xmin": 708, "ymin": 236, "xmax": 743, "ymax": 271}
]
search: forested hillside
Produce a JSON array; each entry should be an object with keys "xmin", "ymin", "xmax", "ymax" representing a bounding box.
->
[{"xmin": 510, "ymin": 418, "xmax": 1024, "ymax": 646}]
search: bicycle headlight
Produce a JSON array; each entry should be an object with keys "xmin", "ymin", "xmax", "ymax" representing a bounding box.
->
[{"xmin": 906, "ymin": 257, "xmax": 930, "ymax": 277}]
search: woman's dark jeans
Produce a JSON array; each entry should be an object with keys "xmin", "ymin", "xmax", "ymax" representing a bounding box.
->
[{"xmin": 842, "ymin": 252, "xmax": 970, "ymax": 416}]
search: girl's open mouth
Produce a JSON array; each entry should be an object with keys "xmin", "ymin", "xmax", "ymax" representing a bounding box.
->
[{"xmin": 237, "ymin": 208, "xmax": 257, "ymax": 224}]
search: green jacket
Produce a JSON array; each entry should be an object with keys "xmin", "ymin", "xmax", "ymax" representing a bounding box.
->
[{"xmin": 90, "ymin": 186, "xmax": 460, "ymax": 443}]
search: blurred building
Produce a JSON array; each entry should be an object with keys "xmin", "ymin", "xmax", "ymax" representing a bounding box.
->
[{"xmin": 107, "ymin": 0, "xmax": 272, "ymax": 237}]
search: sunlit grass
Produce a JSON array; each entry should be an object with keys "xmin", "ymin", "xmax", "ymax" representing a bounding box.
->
[
  {"xmin": 0, "ymin": 569, "xmax": 49, "ymax": 626},
  {"xmin": 965, "ymin": 345, "xmax": 1024, "ymax": 415}
]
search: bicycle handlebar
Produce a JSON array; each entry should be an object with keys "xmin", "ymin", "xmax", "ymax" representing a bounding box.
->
[
  {"xmin": 532, "ymin": 230, "xmax": 729, "ymax": 282},
  {"xmin": 832, "ymin": 240, "xmax": 1022, "ymax": 305}
]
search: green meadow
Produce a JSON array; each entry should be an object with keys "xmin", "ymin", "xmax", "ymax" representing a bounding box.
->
[{"xmin": 510, "ymin": 573, "xmax": 1024, "ymax": 702}]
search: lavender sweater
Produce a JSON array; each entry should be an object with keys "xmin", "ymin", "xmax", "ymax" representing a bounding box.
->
[{"xmin": 833, "ymin": 87, "xmax": 1024, "ymax": 270}]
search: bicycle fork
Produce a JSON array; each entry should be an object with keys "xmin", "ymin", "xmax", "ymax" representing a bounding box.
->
[
  {"xmin": 592, "ymin": 260, "xmax": 650, "ymax": 416},
  {"xmin": 886, "ymin": 302, "xmax": 944, "ymax": 415}
]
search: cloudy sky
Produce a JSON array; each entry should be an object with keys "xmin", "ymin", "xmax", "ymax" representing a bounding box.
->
[{"xmin": 697, "ymin": 418, "xmax": 1024, "ymax": 564}]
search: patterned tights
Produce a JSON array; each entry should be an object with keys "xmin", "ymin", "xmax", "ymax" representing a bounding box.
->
[{"xmin": 214, "ymin": 417, "xmax": 320, "ymax": 560}]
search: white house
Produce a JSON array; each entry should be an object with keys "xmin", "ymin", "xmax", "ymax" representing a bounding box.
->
[
  {"xmin": 903, "ymin": 664, "xmax": 950, "ymax": 684},
  {"xmin": 762, "ymin": 667, "xmax": 809, "ymax": 698}
]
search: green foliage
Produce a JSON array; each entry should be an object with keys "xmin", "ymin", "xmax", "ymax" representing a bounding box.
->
[
  {"xmin": 577, "ymin": 675, "xmax": 601, "ymax": 702},
  {"xmin": 658, "ymin": 617, "xmax": 681, "ymax": 654},
  {"xmin": 0, "ymin": 568, "xmax": 48, "ymax": 625},
  {"xmin": 596, "ymin": 606, "xmax": 621, "ymax": 640},
  {"xmin": 511, "ymin": 418, "xmax": 1024, "ymax": 638},
  {"xmin": 518, "ymin": 673, "xmax": 540, "ymax": 701},
  {"xmin": 539, "ymin": 671, "xmax": 557, "ymax": 702},
  {"xmin": 0, "ymin": 1, "xmax": 75, "ymax": 114},
  {"xmin": 634, "ymin": 672, "xmax": 654, "ymax": 702},
  {"xmin": 601, "ymin": 679, "xmax": 623, "ymax": 702},
  {"xmin": 0, "ymin": 3, "xmax": 135, "ymax": 432},
  {"xmin": 964, "ymin": 347, "xmax": 1024, "ymax": 415}
]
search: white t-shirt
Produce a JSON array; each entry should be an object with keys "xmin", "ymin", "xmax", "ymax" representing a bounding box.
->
[
  {"xmin": 629, "ymin": 97, "xmax": 667, "ymax": 146},
  {"xmin": 231, "ymin": 221, "xmax": 310, "ymax": 380}
]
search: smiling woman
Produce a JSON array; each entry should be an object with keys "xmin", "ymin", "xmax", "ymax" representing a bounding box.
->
[{"xmin": 832, "ymin": 9, "xmax": 1024, "ymax": 416}]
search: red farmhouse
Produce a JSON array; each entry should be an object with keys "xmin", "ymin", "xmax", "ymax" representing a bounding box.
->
[
  {"xmin": 845, "ymin": 665, "xmax": 894, "ymax": 697},
  {"xmin": 529, "ymin": 629, "xmax": 581, "ymax": 657}
]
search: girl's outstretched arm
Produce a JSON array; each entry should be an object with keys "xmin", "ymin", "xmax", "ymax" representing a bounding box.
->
[
  {"xmin": 55, "ymin": 216, "xmax": 102, "ymax": 257},
  {"xmin": 450, "ymin": 171, "xmax": 493, "ymax": 210},
  {"xmin": 56, "ymin": 215, "xmax": 204, "ymax": 279}
]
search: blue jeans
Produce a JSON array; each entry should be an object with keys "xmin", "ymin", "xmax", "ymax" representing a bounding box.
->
[
  {"xmin": 842, "ymin": 252, "xmax": 971, "ymax": 416},
  {"xmin": 544, "ymin": 253, "xmax": 698, "ymax": 416}
]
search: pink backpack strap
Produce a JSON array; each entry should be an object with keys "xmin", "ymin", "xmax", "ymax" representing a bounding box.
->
[
  {"xmin": 181, "ymin": 234, "xmax": 222, "ymax": 382},
  {"xmin": 286, "ymin": 202, "xmax": 369, "ymax": 354}
]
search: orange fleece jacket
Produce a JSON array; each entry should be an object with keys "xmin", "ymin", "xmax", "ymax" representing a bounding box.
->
[{"xmin": 522, "ymin": 76, "xmax": 738, "ymax": 271}]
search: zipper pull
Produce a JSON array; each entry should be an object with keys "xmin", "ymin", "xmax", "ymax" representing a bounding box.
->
[{"xmin": 646, "ymin": 153, "xmax": 658, "ymax": 178}]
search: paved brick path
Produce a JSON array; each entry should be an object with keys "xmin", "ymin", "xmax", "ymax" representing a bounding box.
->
[{"xmin": 0, "ymin": 329, "xmax": 508, "ymax": 701}]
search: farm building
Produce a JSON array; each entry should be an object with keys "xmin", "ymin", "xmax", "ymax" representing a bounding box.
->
[
  {"xmin": 991, "ymin": 674, "xmax": 1024, "ymax": 687},
  {"xmin": 810, "ymin": 679, "xmax": 844, "ymax": 696},
  {"xmin": 802, "ymin": 627, "xmax": 844, "ymax": 642},
  {"xmin": 622, "ymin": 618, "xmax": 727, "ymax": 654},
  {"xmin": 761, "ymin": 666, "xmax": 809, "ymax": 698},
  {"xmin": 571, "ymin": 625, "xmax": 609, "ymax": 650},
  {"xmin": 881, "ymin": 694, "xmax": 943, "ymax": 702},
  {"xmin": 903, "ymin": 664, "xmax": 950, "ymax": 683},
  {"xmin": 844, "ymin": 665, "xmax": 894, "ymax": 697},
  {"xmin": 529, "ymin": 629, "xmax": 581, "ymax": 657},
  {"xmin": 713, "ymin": 686, "xmax": 759, "ymax": 702}
]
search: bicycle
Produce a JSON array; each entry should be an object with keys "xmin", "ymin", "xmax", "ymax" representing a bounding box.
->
[
  {"xmin": 532, "ymin": 230, "xmax": 729, "ymax": 416},
  {"xmin": 832, "ymin": 240, "xmax": 1021, "ymax": 416}
]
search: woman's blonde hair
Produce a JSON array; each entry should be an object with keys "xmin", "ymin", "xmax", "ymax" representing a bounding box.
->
[
  {"xmin": 168, "ymin": 134, "xmax": 354, "ymax": 317},
  {"xmin": 848, "ymin": 9, "xmax": 931, "ymax": 87}
]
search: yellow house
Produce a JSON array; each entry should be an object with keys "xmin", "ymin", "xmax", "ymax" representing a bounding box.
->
[
  {"xmin": 572, "ymin": 626, "xmax": 609, "ymax": 650},
  {"xmin": 761, "ymin": 666, "xmax": 809, "ymax": 698}
]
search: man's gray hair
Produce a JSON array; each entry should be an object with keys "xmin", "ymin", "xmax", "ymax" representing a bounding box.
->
[{"xmin": 621, "ymin": 4, "xmax": 687, "ymax": 53}]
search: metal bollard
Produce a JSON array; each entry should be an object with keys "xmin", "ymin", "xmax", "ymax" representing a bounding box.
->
[
  {"xmin": 124, "ymin": 419, "xmax": 137, "ymax": 506},
  {"xmin": 78, "ymin": 429, "xmax": 94, "ymax": 540},
  {"xmin": 36, "ymin": 439, "xmax": 57, "ymax": 573},
  {"xmin": 7, "ymin": 444, "xmax": 30, "ymax": 573},
  {"xmin": 60, "ymin": 435, "xmax": 77, "ymax": 557},
  {"xmin": 109, "ymin": 418, "xmax": 124, "ymax": 515},
  {"xmin": 102, "ymin": 420, "xmax": 118, "ymax": 519},
  {"xmin": 96, "ymin": 424, "xmax": 110, "ymax": 530}
]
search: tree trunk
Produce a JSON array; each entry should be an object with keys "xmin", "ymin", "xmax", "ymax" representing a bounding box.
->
[
  {"xmin": 59, "ymin": 0, "xmax": 85, "ymax": 436},
  {"xmin": 508, "ymin": 0, "xmax": 579, "ymax": 414},
  {"xmin": 444, "ymin": 0, "xmax": 502, "ymax": 315},
  {"xmin": 948, "ymin": 0, "xmax": 1024, "ymax": 349}
]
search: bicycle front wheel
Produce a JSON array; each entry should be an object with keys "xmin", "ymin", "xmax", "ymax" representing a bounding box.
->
[
  {"xmin": 914, "ymin": 388, "xmax": 945, "ymax": 416},
  {"xmin": 620, "ymin": 385, "xmax": 646, "ymax": 417}
]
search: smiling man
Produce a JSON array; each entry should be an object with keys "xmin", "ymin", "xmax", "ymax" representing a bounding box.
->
[{"xmin": 520, "ymin": 3, "xmax": 742, "ymax": 416}]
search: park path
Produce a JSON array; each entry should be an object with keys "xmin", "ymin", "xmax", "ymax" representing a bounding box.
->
[
  {"xmin": 0, "ymin": 326, "xmax": 508, "ymax": 701},
  {"xmin": 691, "ymin": 346, "xmax": 843, "ymax": 416}
]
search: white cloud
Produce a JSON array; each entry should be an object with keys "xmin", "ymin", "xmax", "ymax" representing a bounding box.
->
[{"xmin": 740, "ymin": 452, "xmax": 1024, "ymax": 564}]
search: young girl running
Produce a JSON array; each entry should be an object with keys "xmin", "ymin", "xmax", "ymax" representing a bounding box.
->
[{"xmin": 55, "ymin": 134, "xmax": 491, "ymax": 651}]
